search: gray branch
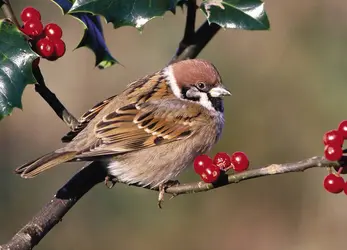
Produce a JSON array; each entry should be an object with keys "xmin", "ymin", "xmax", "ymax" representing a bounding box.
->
[
  {"xmin": 0, "ymin": 156, "xmax": 338, "ymax": 250},
  {"xmin": 163, "ymin": 156, "xmax": 336, "ymax": 194}
]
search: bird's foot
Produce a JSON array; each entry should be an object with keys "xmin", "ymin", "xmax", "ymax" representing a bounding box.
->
[
  {"xmin": 158, "ymin": 180, "xmax": 180, "ymax": 209},
  {"xmin": 104, "ymin": 175, "xmax": 118, "ymax": 189}
]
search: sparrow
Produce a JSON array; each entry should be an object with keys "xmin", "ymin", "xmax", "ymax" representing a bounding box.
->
[{"xmin": 15, "ymin": 59, "xmax": 231, "ymax": 194}]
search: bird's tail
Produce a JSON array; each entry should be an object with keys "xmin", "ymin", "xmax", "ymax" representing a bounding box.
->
[{"xmin": 15, "ymin": 151, "xmax": 77, "ymax": 178}]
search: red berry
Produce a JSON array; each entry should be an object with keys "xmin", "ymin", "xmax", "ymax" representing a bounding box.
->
[
  {"xmin": 213, "ymin": 152, "xmax": 231, "ymax": 171},
  {"xmin": 20, "ymin": 7, "xmax": 41, "ymax": 22},
  {"xmin": 200, "ymin": 164, "xmax": 220, "ymax": 183},
  {"xmin": 44, "ymin": 23, "xmax": 63, "ymax": 39},
  {"xmin": 323, "ymin": 174, "xmax": 344, "ymax": 194},
  {"xmin": 338, "ymin": 120, "xmax": 347, "ymax": 139},
  {"xmin": 36, "ymin": 38, "xmax": 54, "ymax": 58},
  {"xmin": 52, "ymin": 39, "xmax": 66, "ymax": 58},
  {"xmin": 32, "ymin": 58, "xmax": 40, "ymax": 68},
  {"xmin": 193, "ymin": 155, "xmax": 212, "ymax": 174},
  {"xmin": 324, "ymin": 145, "xmax": 343, "ymax": 161},
  {"xmin": 22, "ymin": 18, "xmax": 43, "ymax": 37},
  {"xmin": 230, "ymin": 151, "xmax": 249, "ymax": 172},
  {"xmin": 323, "ymin": 129, "xmax": 343, "ymax": 146}
]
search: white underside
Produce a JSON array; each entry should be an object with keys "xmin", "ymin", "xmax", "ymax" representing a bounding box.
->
[{"xmin": 106, "ymin": 160, "xmax": 178, "ymax": 188}]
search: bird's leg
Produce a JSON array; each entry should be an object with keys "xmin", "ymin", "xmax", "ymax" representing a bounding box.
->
[
  {"xmin": 104, "ymin": 175, "xmax": 118, "ymax": 189},
  {"xmin": 158, "ymin": 180, "xmax": 180, "ymax": 209}
]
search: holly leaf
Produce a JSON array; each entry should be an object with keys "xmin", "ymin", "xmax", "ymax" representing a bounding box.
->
[
  {"xmin": 69, "ymin": 0, "xmax": 179, "ymax": 29},
  {"xmin": 52, "ymin": 0, "xmax": 118, "ymax": 69},
  {"xmin": 0, "ymin": 20, "xmax": 38, "ymax": 120},
  {"xmin": 75, "ymin": 15, "xmax": 118, "ymax": 69},
  {"xmin": 200, "ymin": 0, "xmax": 270, "ymax": 30}
]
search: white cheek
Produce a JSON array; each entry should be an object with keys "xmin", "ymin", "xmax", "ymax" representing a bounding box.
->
[
  {"xmin": 164, "ymin": 66, "xmax": 182, "ymax": 98},
  {"xmin": 199, "ymin": 93, "xmax": 214, "ymax": 110}
]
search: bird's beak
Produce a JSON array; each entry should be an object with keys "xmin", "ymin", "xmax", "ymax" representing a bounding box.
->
[{"xmin": 209, "ymin": 86, "xmax": 231, "ymax": 97}]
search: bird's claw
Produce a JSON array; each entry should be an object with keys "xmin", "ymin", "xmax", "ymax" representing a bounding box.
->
[
  {"xmin": 157, "ymin": 180, "xmax": 180, "ymax": 209},
  {"xmin": 104, "ymin": 175, "xmax": 118, "ymax": 189}
]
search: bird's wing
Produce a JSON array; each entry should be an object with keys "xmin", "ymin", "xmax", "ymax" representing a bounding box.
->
[
  {"xmin": 61, "ymin": 95, "xmax": 116, "ymax": 142},
  {"xmin": 61, "ymin": 71, "xmax": 170, "ymax": 143},
  {"xmin": 76, "ymin": 99, "xmax": 205, "ymax": 158}
]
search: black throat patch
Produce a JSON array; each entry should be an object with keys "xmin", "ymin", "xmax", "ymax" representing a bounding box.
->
[{"xmin": 207, "ymin": 93, "xmax": 224, "ymax": 113}]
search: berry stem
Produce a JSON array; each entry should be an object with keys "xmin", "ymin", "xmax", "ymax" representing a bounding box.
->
[
  {"xmin": 328, "ymin": 167, "xmax": 332, "ymax": 174},
  {"xmin": 337, "ymin": 167, "xmax": 343, "ymax": 175}
]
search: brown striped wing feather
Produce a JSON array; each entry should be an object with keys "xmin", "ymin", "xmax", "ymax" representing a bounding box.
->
[
  {"xmin": 77, "ymin": 99, "xmax": 203, "ymax": 158},
  {"xmin": 62, "ymin": 72, "xmax": 169, "ymax": 143}
]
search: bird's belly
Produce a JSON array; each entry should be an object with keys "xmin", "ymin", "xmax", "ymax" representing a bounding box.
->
[{"xmin": 106, "ymin": 137, "xmax": 213, "ymax": 188}]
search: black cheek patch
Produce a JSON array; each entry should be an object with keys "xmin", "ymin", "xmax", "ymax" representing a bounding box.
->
[{"xmin": 181, "ymin": 86, "xmax": 200, "ymax": 102}]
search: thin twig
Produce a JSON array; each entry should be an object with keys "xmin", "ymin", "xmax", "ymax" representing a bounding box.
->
[
  {"xmin": 129, "ymin": 156, "xmax": 335, "ymax": 195},
  {"xmin": 33, "ymin": 67, "xmax": 79, "ymax": 130},
  {"xmin": 1, "ymin": 0, "xmax": 20, "ymax": 28},
  {"xmin": 163, "ymin": 156, "xmax": 336, "ymax": 194}
]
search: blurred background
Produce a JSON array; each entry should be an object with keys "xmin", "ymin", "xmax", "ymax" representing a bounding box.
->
[{"xmin": 1, "ymin": 0, "xmax": 347, "ymax": 249}]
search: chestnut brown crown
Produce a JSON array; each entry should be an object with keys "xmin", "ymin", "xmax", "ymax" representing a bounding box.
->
[{"xmin": 171, "ymin": 59, "xmax": 222, "ymax": 88}]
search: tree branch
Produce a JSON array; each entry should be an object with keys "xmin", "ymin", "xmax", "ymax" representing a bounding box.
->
[
  {"xmin": 33, "ymin": 67, "xmax": 79, "ymax": 130},
  {"xmin": 0, "ymin": 162, "xmax": 107, "ymax": 250},
  {"xmin": 0, "ymin": 156, "xmax": 339, "ymax": 249}
]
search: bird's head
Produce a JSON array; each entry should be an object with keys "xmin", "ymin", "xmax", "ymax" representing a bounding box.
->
[{"xmin": 165, "ymin": 59, "xmax": 231, "ymax": 113}]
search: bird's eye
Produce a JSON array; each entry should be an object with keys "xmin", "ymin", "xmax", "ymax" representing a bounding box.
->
[{"xmin": 197, "ymin": 82, "xmax": 206, "ymax": 90}]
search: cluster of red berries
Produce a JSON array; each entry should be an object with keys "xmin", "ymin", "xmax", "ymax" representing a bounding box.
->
[
  {"xmin": 20, "ymin": 7, "xmax": 65, "ymax": 63},
  {"xmin": 323, "ymin": 120, "xmax": 347, "ymax": 194},
  {"xmin": 193, "ymin": 152, "xmax": 249, "ymax": 183},
  {"xmin": 323, "ymin": 120, "xmax": 347, "ymax": 161}
]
